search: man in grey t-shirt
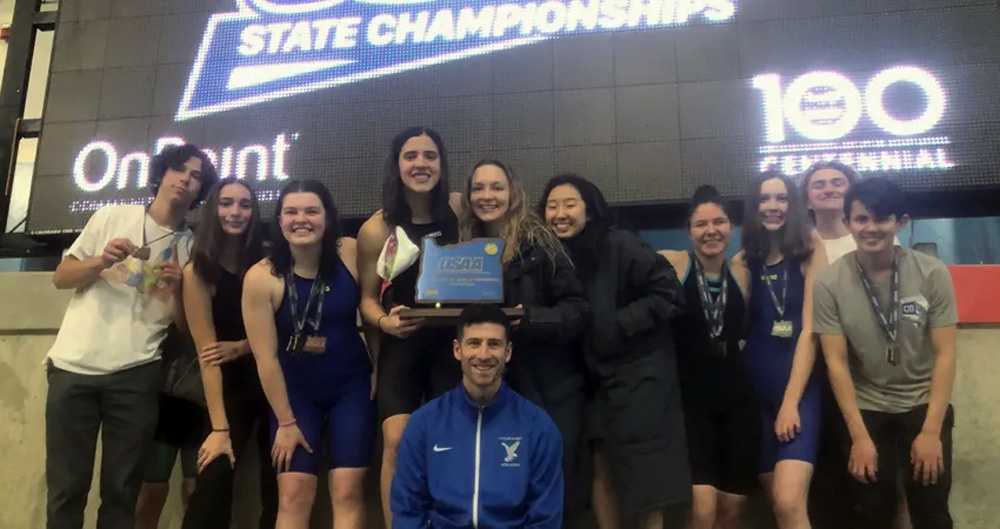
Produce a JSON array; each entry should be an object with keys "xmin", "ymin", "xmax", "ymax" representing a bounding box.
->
[{"xmin": 813, "ymin": 178, "xmax": 957, "ymax": 529}]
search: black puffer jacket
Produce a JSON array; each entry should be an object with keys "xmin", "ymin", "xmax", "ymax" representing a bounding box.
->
[
  {"xmin": 503, "ymin": 242, "xmax": 589, "ymax": 397},
  {"xmin": 574, "ymin": 228, "xmax": 685, "ymax": 378}
]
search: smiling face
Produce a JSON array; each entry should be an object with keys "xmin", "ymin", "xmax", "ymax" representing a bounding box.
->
[
  {"xmin": 847, "ymin": 199, "xmax": 904, "ymax": 256},
  {"xmin": 454, "ymin": 322, "xmax": 511, "ymax": 392},
  {"xmin": 689, "ymin": 202, "xmax": 731, "ymax": 259},
  {"xmin": 469, "ymin": 164, "xmax": 511, "ymax": 225},
  {"xmin": 806, "ymin": 168, "xmax": 850, "ymax": 214},
  {"xmin": 543, "ymin": 183, "xmax": 587, "ymax": 239},
  {"xmin": 158, "ymin": 156, "xmax": 204, "ymax": 208},
  {"xmin": 758, "ymin": 177, "xmax": 790, "ymax": 232},
  {"xmin": 397, "ymin": 133, "xmax": 441, "ymax": 194},
  {"xmin": 279, "ymin": 192, "xmax": 326, "ymax": 248},
  {"xmin": 217, "ymin": 183, "xmax": 253, "ymax": 237}
]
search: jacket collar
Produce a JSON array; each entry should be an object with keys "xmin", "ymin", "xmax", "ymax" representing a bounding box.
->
[{"xmin": 458, "ymin": 381, "xmax": 510, "ymax": 414}]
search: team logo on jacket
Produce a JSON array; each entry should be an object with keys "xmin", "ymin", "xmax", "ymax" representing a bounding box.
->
[
  {"xmin": 499, "ymin": 436, "xmax": 522, "ymax": 467},
  {"xmin": 177, "ymin": 0, "xmax": 737, "ymax": 120}
]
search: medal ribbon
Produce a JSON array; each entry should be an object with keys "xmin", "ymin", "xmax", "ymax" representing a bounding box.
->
[
  {"xmin": 285, "ymin": 271, "xmax": 326, "ymax": 349},
  {"xmin": 762, "ymin": 261, "xmax": 788, "ymax": 320},
  {"xmin": 855, "ymin": 250, "xmax": 900, "ymax": 365},
  {"xmin": 691, "ymin": 252, "xmax": 728, "ymax": 340}
]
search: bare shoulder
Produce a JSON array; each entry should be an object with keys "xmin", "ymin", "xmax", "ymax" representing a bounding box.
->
[
  {"xmin": 729, "ymin": 254, "xmax": 750, "ymax": 279},
  {"xmin": 729, "ymin": 252, "xmax": 751, "ymax": 295},
  {"xmin": 338, "ymin": 237, "xmax": 360, "ymax": 278},
  {"xmin": 448, "ymin": 191, "xmax": 464, "ymax": 216},
  {"xmin": 359, "ymin": 212, "xmax": 390, "ymax": 247},
  {"xmin": 807, "ymin": 232, "xmax": 829, "ymax": 274},
  {"xmin": 730, "ymin": 249, "xmax": 747, "ymax": 269},
  {"xmin": 657, "ymin": 250, "xmax": 689, "ymax": 276},
  {"xmin": 338, "ymin": 237, "xmax": 358, "ymax": 260},
  {"xmin": 245, "ymin": 258, "xmax": 276, "ymax": 285}
]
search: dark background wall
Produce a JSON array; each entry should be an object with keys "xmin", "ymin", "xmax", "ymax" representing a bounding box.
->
[{"xmin": 27, "ymin": 0, "xmax": 1000, "ymax": 233}]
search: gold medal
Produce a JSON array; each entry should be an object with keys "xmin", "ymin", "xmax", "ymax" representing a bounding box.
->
[{"xmin": 303, "ymin": 335, "xmax": 327, "ymax": 354}]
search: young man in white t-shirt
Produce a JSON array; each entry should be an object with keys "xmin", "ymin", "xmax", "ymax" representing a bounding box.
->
[
  {"xmin": 813, "ymin": 178, "xmax": 958, "ymax": 529},
  {"xmin": 46, "ymin": 144, "xmax": 218, "ymax": 529}
]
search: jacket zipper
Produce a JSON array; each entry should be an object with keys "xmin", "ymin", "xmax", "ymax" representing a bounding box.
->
[{"xmin": 472, "ymin": 406, "xmax": 483, "ymax": 528}]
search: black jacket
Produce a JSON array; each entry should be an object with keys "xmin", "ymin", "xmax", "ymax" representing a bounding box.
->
[
  {"xmin": 503, "ymin": 243, "xmax": 589, "ymax": 397},
  {"xmin": 578, "ymin": 229, "xmax": 685, "ymax": 377}
]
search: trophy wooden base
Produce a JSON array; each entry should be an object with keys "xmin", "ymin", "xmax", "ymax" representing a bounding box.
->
[{"xmin": 398, "ymin": 306, "xmax": 524, "ymax": 326}]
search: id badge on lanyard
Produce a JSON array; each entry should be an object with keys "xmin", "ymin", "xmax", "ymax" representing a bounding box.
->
[{"xmin": 763, "ymin": 262, "xmax": 794, "ymax": 338}]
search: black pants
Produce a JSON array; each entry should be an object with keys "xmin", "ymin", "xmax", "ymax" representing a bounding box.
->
[
  {"xmin": 508, "ymin": 360, "xmax": 587, "ymax": 526},
  {"xmin": 45, "ymin": 360, "xmax": 161, "ymax": 529},
  {"xmin": 182, "ymin": 381, "xmax": 277, "ymax": 529},
  {"xmin": 809, "ymin": 386, "xmax": 851, "ymax": 529},
  {"xmin": 847, "ymin": 404, "xmax": 955, "ymax": 529}
]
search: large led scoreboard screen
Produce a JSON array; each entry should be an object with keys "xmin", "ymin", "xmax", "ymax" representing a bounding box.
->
[{"xmin": 27, "ymin": 0, "xmax": 1000, "ymax": 234}]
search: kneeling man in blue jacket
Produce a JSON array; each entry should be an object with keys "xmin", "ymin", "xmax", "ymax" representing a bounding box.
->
[{"xmin": 391, "ymin": 304, "xmax": 564, "ymax": 528}]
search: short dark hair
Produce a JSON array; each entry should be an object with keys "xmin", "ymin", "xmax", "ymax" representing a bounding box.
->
[
  {"xmin": 382, "ymin": 127, "xmax": 453, "ymax": 227},
  {"xmin": 686, "ymin": 184, "xmax": 730, "ymax": 229},
  {"xmin": 270, "ymin": 179, "xmax": 344, "ymax": 279},
  {"xmin": 843, "ymin": 177, "xmax": 906, "ymax": 221},
  {"xmin": 456, "ymin": 305, "xmax": 511, "ymax": 342},
  {"xmin": 149, "ymin": 144, "xmax": 218, "ymax": 208}
]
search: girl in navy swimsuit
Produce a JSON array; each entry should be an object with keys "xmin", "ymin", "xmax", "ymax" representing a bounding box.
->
[
  {"xmin": 735, "ymin": 171, "xmax": 827, "ymax": 529},
  {"xmin": 243, "ymin": 180, "xmax": 374, "ymax": 529}
]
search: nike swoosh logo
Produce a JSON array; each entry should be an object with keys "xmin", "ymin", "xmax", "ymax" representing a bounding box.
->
[{"xmin": 432, "ymin": 444, "xmax": 453, "ymax": 453}]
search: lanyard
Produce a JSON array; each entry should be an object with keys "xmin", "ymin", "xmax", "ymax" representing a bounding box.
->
[
  {"xmin": 855, "ymin": 251, "xmax": 900, "ymax": 364},
  {"xmin": 285, "ymin": 271, "xmax": 326, "ymax": 340},
  {"xmin": 762, "ymin": 261, "xmax": 787, "ymax": 320},
  {"xmin": 691, "ymin": 252, "xmax": 728, "ymax": 340}
]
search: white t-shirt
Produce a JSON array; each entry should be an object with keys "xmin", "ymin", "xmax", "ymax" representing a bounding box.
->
[
  {"xmin": 822, "ymin": 233, "xmax": 858, "ymax": 264},
  {"xmin": 47, "ymin": 205, "xmax": 193, "ymax": 375},
  {"xmin": 822, "ymin": 233, "xmax": 902, "ymax": 265}
]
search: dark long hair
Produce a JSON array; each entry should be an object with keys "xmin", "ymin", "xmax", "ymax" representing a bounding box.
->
[
  {"xmin": 381, "ymin": 127, "xmax": 453, "ymax": 227},
  {"xmin": 537, "ymin": 173, "xmax": 614, "ymax": 278},
  {"xmin": 269, "ymin": 180, "xmax": 343, "ymax": 279},
  {"xmin": 741, "ymin": 170, "xmax": 813, "ymax": 264},
  {"xmin": 191, "ymin": 178, "xmax": 263, "ymax": 285}
]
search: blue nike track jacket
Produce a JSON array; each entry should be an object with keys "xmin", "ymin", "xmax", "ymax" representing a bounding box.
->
[{"xmin": 391, "ymin": 383, "xmax": 564, "ymax": 529}]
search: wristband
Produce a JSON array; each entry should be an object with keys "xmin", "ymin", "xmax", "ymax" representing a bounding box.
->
[
  {"xmin": 279, "ymin": 419, "xmax": 297, "ymax": 428},
  {"xmin": 212, "ymin": 428, "xmax": 230, "ymax": 432}
]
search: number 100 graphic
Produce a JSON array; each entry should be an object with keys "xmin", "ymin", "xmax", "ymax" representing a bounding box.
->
[{"xmin": 751, "ymin": 66, "xmax": 954, "ymax": 173}]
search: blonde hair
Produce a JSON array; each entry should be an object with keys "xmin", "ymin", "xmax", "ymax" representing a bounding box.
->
[{"xmin": 459, "ymin": 160, "xmax": 568, "ymax": 267}]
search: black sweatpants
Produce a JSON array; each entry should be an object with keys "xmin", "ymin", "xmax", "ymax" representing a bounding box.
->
[
  {"xmin": 181, "ymin": 380, "xmax": 277, "ymax": 529},
  {"xmin": 847, "ymin": 404, "xmax": 955, "ymax": 529},
  {"xmin": 45, "ymin": 360, "xmax": 161, "ymax": 529}
]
